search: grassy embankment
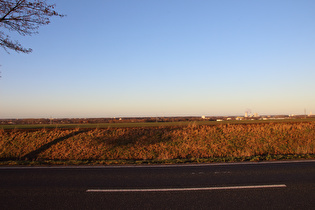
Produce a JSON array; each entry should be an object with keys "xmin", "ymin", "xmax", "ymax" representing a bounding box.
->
[{"xmin": 1, "ymin": 120, "xmax": 314, "ymax": 165}]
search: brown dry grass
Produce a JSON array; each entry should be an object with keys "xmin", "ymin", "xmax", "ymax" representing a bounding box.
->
[{"xmin": 0, "ymin": 122, "xmax": 314, "ymax": 164}]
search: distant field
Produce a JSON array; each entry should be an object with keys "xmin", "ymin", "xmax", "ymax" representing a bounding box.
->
[
  {"xmin": 0, "ymin": 120, "xmax": 314, "ymax": 165},
  {"xmin": 1, "ymin": 118, "xmax": 315, "ymax": 130}
]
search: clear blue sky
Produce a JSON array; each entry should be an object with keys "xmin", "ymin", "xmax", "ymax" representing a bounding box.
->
[{"xmin": 1, "ymin": 0, "xmax": 314, "ymax": 118}]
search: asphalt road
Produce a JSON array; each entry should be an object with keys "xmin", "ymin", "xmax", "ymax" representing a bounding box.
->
[{"xmin": 0, "ymin": 160, "xmax": 314, "ymax": 210}]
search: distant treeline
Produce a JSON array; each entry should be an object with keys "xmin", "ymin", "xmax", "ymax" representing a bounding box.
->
[
  {"xmin": 0, "ymin": 117, "xmax": 217, "ymax": 125},
  {"xmin": 1, "ymin": 115, "xmax": 311, "ymax": 125}
]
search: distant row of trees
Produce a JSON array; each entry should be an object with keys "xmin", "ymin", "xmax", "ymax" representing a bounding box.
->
[{"xmin": 0, "ymin": 117, "xmax": 218, "ymax": 125}]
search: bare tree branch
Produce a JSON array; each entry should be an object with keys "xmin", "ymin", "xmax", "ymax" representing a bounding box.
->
[{"xmin": 0, "ymin": 0, "xmax": 64, "ymax": 53}]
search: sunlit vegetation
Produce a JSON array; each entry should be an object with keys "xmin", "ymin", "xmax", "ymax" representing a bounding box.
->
[{"xmin": 0, "ymin": 122, "xmax": 314, "ymax": 165}]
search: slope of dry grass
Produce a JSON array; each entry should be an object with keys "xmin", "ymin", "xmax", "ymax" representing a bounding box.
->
[{"xmin": 1, "ymin": 122, "xmax": 314, "ymax": 165}]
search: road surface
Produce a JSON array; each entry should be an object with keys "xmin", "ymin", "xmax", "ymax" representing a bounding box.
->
[{"xmin": 0, "ymin": 160, "xmax": 314, "ymax": 209}]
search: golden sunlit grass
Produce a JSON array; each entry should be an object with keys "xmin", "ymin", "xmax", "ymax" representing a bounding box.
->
[{"xmin": 0, "ymin": 122, "xmax": 314, "ymax": 165}]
